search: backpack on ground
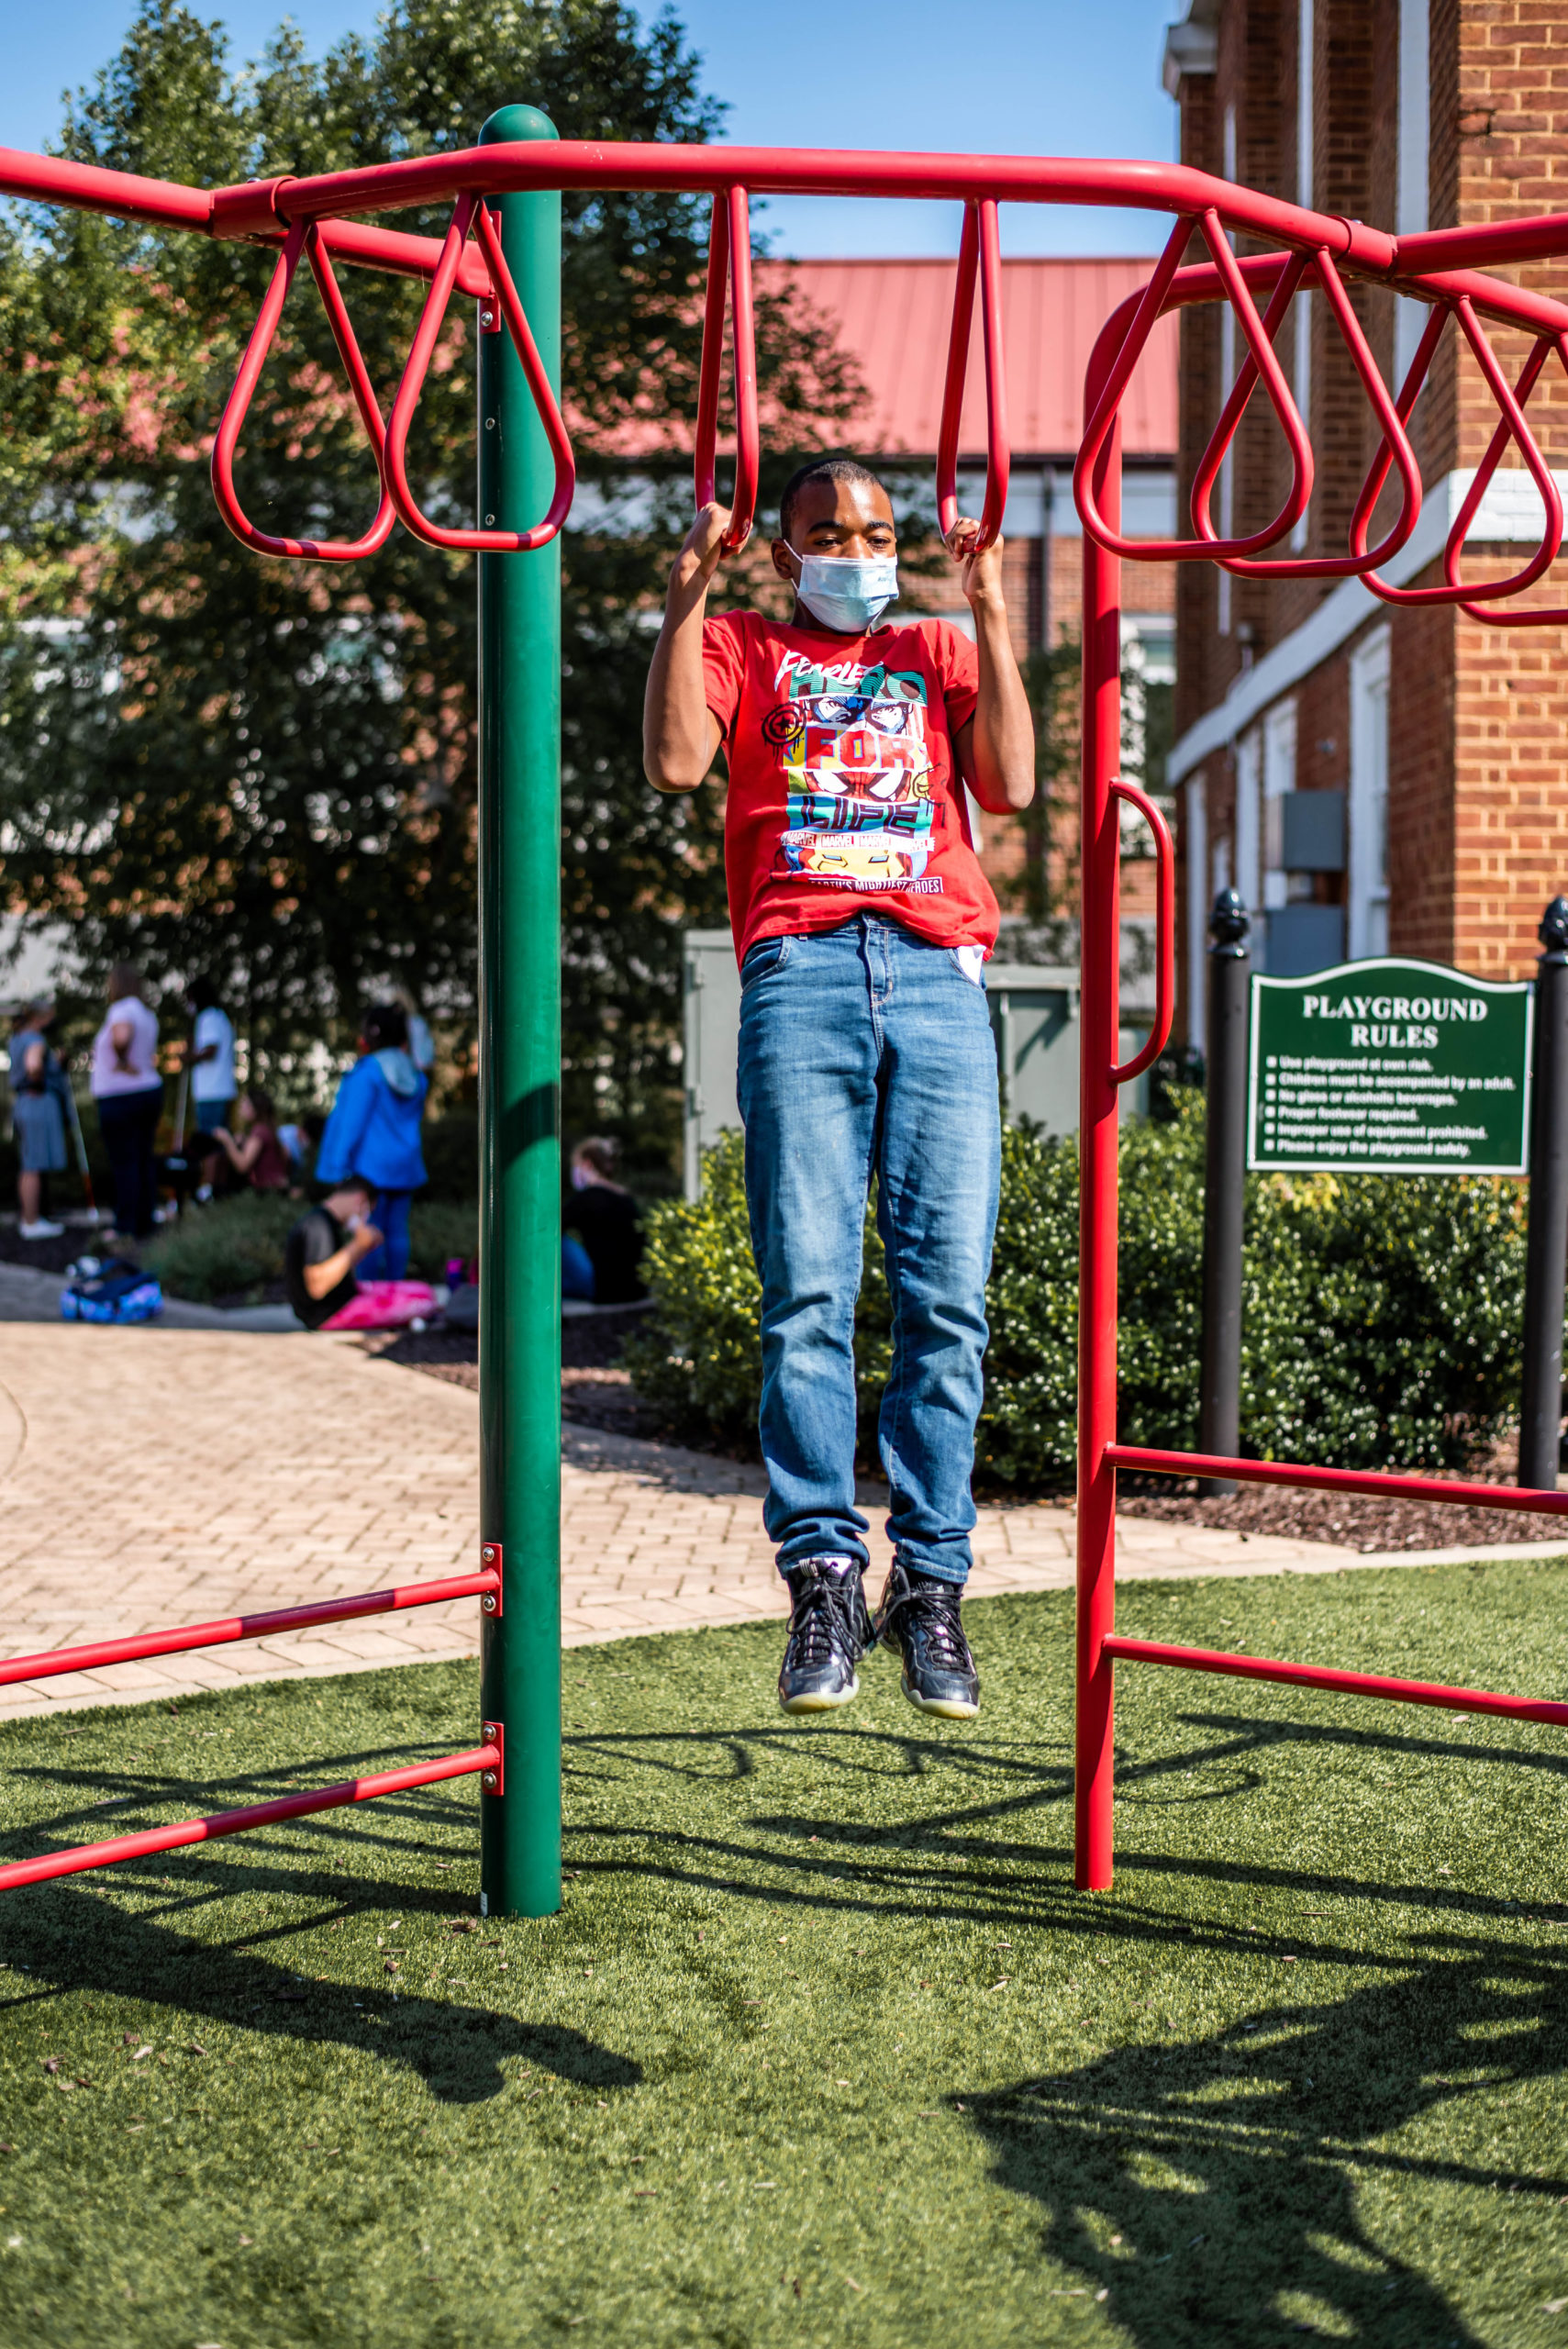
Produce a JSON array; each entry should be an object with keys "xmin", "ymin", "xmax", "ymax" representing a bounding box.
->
[{"xmin": 61, "ymin": 1259, "xmax": 163, "ymax": 1325}]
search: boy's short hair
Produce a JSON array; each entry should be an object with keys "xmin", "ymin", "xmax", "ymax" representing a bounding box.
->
[{"xmin": 779, "ymin": 457, "xmax": 891, "ymax": 545}]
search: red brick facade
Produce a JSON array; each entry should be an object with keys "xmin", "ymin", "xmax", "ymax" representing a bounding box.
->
[{"xmin": 1168, "ymin": 0, "xmax": 1568, "ymax": 1033}]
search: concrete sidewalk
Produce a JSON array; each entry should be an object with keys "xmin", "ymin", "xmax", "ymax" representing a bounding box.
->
[{"xmin": 0, "ymin": 1270, "xmax": 1562, "ymax": 1720}]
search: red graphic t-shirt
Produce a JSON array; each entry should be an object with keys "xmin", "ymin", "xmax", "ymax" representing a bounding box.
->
[{"xmin": 701, "ymin": 610, "xmax": 999, "ymax": 966}]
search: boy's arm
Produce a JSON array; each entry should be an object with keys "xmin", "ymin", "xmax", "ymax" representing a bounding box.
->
[
  {"xmin": 947, "ymin": 521, "xmax": 1036, "ymax": 816},
  {"xmin": 642, "ymin": 504, "xmax": 730, "ymax": 794}
]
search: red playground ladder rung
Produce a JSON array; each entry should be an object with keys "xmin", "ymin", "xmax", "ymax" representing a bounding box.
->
[
  {"xmin": 0, "ymin": 1740, "xmax": 501, "ymax": 1894},
  {"xmin": 1103, "ymin": 1636, "xmax": 1568, "ymax": 1729}
]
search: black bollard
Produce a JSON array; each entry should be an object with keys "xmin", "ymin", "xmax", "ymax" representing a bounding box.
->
[
  {"xmin": 1519, "ymin": 895, "xmax": 1568, "ymax": 1493},
  {"xmin": 1198, "ymin": 888, "xmax": 1251, "ymax": 1497}
]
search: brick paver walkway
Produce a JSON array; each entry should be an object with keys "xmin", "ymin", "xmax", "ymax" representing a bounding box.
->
[{"xmin": 2, "ymin": 1270, "xmax": 1562, "ymax": 1719}]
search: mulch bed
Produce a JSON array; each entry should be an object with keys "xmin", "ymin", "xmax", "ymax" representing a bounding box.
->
[
  {"xmin": 364, "ymin": 1307, "xmax": 671, "ymax": 1442},
  {"xmin": 1108, "ymin": 1473, "xmax": 1566, "ymax": 1554}
]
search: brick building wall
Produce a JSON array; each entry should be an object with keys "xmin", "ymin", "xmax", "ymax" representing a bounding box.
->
[{"xmin": 1167, "ymin": 0, "xmax": 1568, "ymax": 1038}]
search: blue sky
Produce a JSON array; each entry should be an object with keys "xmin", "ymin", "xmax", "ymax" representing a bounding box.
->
[{"xmin": 3, "ymin": 0, "xmax": 1182, "ymax": 256}]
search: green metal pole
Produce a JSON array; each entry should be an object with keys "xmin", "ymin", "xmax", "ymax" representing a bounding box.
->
[{"xmin": 477, "ymin": 104, "xmax": 562, "ymax": 1920}]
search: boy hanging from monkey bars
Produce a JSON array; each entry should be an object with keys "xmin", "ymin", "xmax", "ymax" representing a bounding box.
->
[{"xmin": 643, "ymin": 460, "xmax": 1036, "ymax": 1720}]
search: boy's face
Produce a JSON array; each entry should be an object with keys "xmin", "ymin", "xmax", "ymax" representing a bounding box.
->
[{"xmin": 772, "ymin": 477, "xmax": 897, "ymax": 590}]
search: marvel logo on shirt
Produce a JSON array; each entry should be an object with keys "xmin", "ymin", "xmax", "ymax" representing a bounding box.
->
[{"xmin": 702, "ymin": 611, "xmax": 1000, "ymax": 965}]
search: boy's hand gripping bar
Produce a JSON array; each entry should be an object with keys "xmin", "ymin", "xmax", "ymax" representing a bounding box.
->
[
  {"xmin": 694, "ymin": 187, "xmax": 759, "ymax": 552},
  {"xmin": 936, "ymin": 198, "xmax": 1010, "ymax": 552},
  {"xmin": 384, "ymin": 190, "xmax": 574, "ymax": 553},
  {"xmin": 211, "ymin": 217, "xmax": 395, "ymax": 561}
]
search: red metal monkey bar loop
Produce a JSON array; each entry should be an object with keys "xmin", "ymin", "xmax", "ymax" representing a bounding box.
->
[
  {"xmin": 1191, "ymin": 246, "xmax": 1425, "ymax": 579},
  {"xmin": 936, "ymin": 197, "xmax": 1010, "ymax": 553},
  {"xmin": 1351, "ymin": 296, "xmax": 1564, "ymax": 608},
  {"xmin": 1075, "ymin": 210, "xmax": 1316, "ymax": 562},
  {"xmin": 211, "ymin": 216, "xmax": 396, "ymax": 561},
  {"xmin": 694, "ymin": 186, "xmax": 760, "ymax": 551},
  {"xmin": 383, "ymin": 188, "xmax": 574, "ymax": 552}
]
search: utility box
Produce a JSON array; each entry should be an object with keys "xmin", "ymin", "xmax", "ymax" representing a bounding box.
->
[
  {"xmin": 1263, "ymin": 902, "xmax": 1346, "ymax": 977},
  {"xmin": 1280, "ymin": 789, "xmax": 1346, "ymax": 873},
  {"xmin": 682, "ymin": 930, "xmax": 1151, "ymax": 1198}
]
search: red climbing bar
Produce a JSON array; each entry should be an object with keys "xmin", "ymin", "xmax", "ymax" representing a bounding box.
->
[
  {"xmin": 1102, "ymin": 1636, "xmax": 1568, "ymax": 1727},
  {"xmin": 936, "ymin": 197, "xmax": 1009, "ymax": 551},
  {"xmin": 1105, "ymin": 1442, "xmax": 1568, "ymax": 1516},
  {"xmin": 1106, "ymin": 780, "xmax": 1174, "ymax": 1086},
  {"xmin": 693, "ymin": 186, "xmax": 759, "ymax": 551},
  {"xmin": 0, "ymin": 1567, "xmax": 500, "ymax": 1691},
  {"xmin": 0, "ymin": 1740, "xmax": 501, "ymax": 1893}
]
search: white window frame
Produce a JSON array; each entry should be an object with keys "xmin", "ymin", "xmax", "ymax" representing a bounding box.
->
[
  {"xmin": 1395, "ymin": 0, "xmax": 1431, "ymax": 386},
  {"xmin": 1186, "ymin": 772, "xmax": 1208, "ymax": 1047},
  {"xmin": 1262, "ymin": 696, "xmax": 1297, "ymax": 913},
  {"xmin": 1235, "ymin": 726, "xmax": 1262, "ymax": 918},
  {"xmin": 1349, "ymin": 626, "xmax": 1392, "ymax": 959}
]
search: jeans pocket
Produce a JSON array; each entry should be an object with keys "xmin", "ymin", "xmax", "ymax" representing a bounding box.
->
[
  {"xmin": 948, "ymin": 944, "xmax": 987, "ymax": 988},
  {"xmin": 741, "ymin": 935, "xmax": 792, "ymax": 986}
]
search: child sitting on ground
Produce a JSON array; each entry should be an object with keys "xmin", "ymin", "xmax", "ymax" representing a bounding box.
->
[{"xmin": 284, "ymin": 1174, "xmax": 435, "ymax": 1332}]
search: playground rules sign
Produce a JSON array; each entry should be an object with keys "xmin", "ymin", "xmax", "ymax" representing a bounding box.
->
[{"xmin": 1248, "ymin": 957, "xmax": 1533, "ymax": 1174}]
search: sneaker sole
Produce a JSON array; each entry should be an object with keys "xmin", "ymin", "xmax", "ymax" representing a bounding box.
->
[
  {"xmin": 779, "ymin": 1672, "xmax": 860, "ymax": 1715},
  {"xmin": 899, "ymin": 1674, "xmax": 979, "ymax": 1720}
]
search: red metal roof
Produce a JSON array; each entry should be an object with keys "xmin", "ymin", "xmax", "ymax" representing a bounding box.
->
[{"xmin": 769, "ymin": 257, "xmax": 1177, "ymax": 461}]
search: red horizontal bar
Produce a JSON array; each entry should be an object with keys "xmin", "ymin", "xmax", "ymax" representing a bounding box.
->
[
  {"xmin": 1106, "ymin": 1444, "xmax": 1568, "ymax": 1519},
  {"xmin": 1103, "ymin": 1635, "xmax": 1568, "ymax": 1726},
  {"xmin": 0, "ymin": 142, "xmax": 213, "ymax": 230},
  {"xmin": 204, "ymin": 145, "xmax": 1401, "ymax": 273},
  {"xmin": 0, "ymin": 1568, "xmax": 499, "ymax": 1690},
  {"xmin": 0, "ymin": 1742, "xmax": 499, "ymax": 1893}
]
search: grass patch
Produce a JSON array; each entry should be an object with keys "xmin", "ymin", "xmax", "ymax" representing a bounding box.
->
[
  {"xmin": 142, "ymin": 1194, "xmax": 478, "ymax": 1301},
  {"xmin": 1, "ymin": 1560, "xmax": 1566, "ymax": 2343}
]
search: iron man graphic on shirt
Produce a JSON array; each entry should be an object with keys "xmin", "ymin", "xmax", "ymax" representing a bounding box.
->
[{"xmin": 763, "ymin": 653, "xmax": 947, "ymax": 892}]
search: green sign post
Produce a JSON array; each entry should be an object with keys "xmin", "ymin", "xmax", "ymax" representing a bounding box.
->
[{"xmin": 1248, "ymin": 956, "xmax": 1533, "ymax": 1175}]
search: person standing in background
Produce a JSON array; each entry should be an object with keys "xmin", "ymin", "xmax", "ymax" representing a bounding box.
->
[
  {"xmin": 91, "ymin": 963, "xmax": 163, "ymax": 1241},
  {"xmin": 182, "ymin": 982, "xmax": 237, "ymax": 1199},
  {"xmin": 314, "ymin": 1003, "xmax": 428, "ymax": 1278},
  {"xmin": 389, "ymin": 983, "xmax": 436, "ymax": 1081},
  {"xmin": 7, "ymin": 998, "xmax": 72, "ymax": 1241}
]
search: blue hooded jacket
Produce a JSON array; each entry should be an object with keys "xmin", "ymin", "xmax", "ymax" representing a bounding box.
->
[{"xmin": 316, "ymin": 1048, "xmax": 428, "ymax": 1192}]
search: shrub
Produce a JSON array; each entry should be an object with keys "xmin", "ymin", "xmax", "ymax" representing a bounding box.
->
[
  {"xmin": 143, "ymin": 1191, "xmax": 479, "ymax": 1302},
  {"xmin": 627, "ymin": 1109, "xmax": 1529, "ymax": 1486},
  {"xmin": 142, "ymin": 1190, "xmax": 299, "ymax": 1303}
]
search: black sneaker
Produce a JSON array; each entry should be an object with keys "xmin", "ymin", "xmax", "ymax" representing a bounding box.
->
[
  {"xmin": 874, "ymin": 1557, "xmax": 980, "ymax": 1720},
  {"xmin": 778, "ymin": 1557, "xmax": 872, "ymax": 1714}
]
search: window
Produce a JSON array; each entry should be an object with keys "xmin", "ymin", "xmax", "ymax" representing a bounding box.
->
[{"xmin": 1349, "ymin": 628, "xmax": 1391, "ymax": 958}]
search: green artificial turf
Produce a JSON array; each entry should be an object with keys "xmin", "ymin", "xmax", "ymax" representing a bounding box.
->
[{"xmin": 1, "ymin": 1559, "xmax": 1567, "ymax": 2346}]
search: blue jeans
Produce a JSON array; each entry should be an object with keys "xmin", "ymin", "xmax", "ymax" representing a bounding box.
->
[
  {"xmin": 736, "ymin": 916, "xmax": 1000, "ymax": 1588},
  {"xmin": 360, "ymin": 1189, "xmax": 411, "ymax": 1281}
]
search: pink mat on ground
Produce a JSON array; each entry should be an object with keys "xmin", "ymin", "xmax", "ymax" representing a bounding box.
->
[{"xmin": 320, "ymin": 1280, "xmax": 437, "ymax": 1331}]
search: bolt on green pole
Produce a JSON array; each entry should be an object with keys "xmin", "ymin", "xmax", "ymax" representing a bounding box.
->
[{"xmin": 477, "ymin": 103, "xmax": 562, "ymax": 1920}]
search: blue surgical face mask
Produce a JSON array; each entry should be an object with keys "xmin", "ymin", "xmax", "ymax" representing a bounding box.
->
[{"xmin": 788, "ymin": 544, "xmax": 898, "ymax": 635}]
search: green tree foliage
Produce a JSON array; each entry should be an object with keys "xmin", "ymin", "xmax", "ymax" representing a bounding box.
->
[
  {"xmin": 0, "ymin": 0, "xmax": 858, "ymax": 1138},
  {"xmin": 627, "ymin": 1116, "xmax": 1529, "ymax": 1483}
]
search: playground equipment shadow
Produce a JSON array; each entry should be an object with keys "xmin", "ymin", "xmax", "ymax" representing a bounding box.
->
[{"xmin": 0, "ymin": 1560, "xmax": 1564, "ymax": 2346}]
